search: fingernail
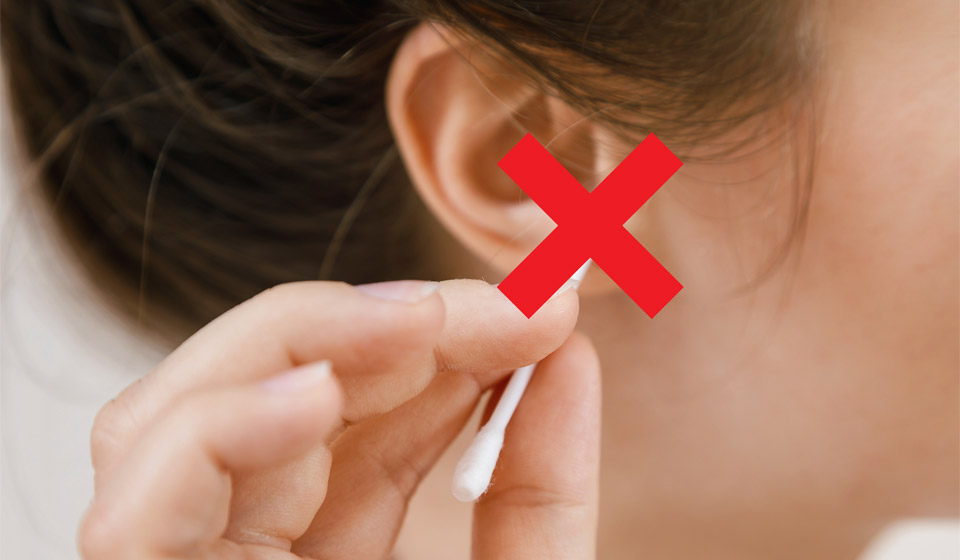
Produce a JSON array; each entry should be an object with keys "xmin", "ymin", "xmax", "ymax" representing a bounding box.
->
[
  {"xmin": 355, "ymin": 280, "xmax": 439, "ymax": 302},
  {"xmin": 261, "ymin": 361, "xmax": 332, "ymax": 392}
]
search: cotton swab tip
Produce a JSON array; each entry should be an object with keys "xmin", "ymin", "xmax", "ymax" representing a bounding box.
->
[
  {"xmin": 571, "ymin": 259, "xmax": 592, "ymax": 285},
  {"xmin": 451, "ymin": 426, "xmax": 505, "ymax": 502}
]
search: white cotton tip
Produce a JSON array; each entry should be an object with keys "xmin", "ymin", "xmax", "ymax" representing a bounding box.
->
[
  {"xmin": 570, "ymin": 259, "xmax": 592, "ymax": 285},
  {"xmin": 451, "ymin": 426, "xmax": 505, "ymax": 502}
]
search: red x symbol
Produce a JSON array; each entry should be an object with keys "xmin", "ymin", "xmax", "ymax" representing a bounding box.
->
[{"xmin": 498, "ymin": 133, "xmax": 683, "ymax": 318}]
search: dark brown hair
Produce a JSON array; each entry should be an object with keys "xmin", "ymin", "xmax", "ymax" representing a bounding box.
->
[{"xmin": 1, "ymin": 0, "xmax": 815, "ymax": 343}]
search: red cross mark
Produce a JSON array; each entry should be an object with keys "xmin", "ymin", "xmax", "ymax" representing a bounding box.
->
[{"xmin": 497, "ymin": 133, "xmax": 683, "ymax": 318}]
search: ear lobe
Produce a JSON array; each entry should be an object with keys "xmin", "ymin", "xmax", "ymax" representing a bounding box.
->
[{"xmin": 386, "ymin": 23, "xmax": 602, "ymax": 277}]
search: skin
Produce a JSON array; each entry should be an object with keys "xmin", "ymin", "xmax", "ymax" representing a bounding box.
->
[
  {"xmin": 79, "ymin": 0, "xmax": 957, "ymax": 559},
  {"xmin": 387, "ymin": 0, "xmax": 958, "ymax": 558},
  {"xmin": 78, "ymin": 280, "xmax": 598, "ymax": 559}
]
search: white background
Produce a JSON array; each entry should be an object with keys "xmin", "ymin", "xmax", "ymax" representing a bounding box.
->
[{"xmin": 1, "ymin": 87, "xmax": 957, "ymax": 560}]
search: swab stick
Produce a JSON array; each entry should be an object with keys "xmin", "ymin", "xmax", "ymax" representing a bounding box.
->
[{"xmin": 451, "ymin": 260, "xmax": 592, "ymax": 502}]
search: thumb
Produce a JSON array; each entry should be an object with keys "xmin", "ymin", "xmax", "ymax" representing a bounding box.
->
[{"xmin": 472, "ymin": 333, "xmax": 601, "ymax": 560}]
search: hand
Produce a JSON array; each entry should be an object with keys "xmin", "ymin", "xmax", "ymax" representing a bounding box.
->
[{"xmin": 77, "ymin": 279, "xmax": 601, "ymax": 559}]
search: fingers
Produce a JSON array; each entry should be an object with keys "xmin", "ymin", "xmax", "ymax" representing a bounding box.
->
[
  {"xmin": 288, "ymin": 283, "xmax": 584, "ymax": 558},
  {"xmin": 296, "ymin": 332, "xmax": 600, "ymax": 560},
  {"xmin": 473, "ymin": 333, "xmax": 602, "ymax": 560},
  {"xmin": 92, "ymin": 281, "xmax": 444, "ymax": 479},
  {"xmin": 85, "ymin": 278, "xmax": 579, "ymax": 558},
  {"xmin": 292, "ymin": 369, "xmax": 482, "ymax": 559},
  {"xmin": 93, "ymin": 280, "xmax": 578, "ymax": 479},
  {"xmin": 78, "ymin": 362, "xmax": 341, "ymax": 560}
]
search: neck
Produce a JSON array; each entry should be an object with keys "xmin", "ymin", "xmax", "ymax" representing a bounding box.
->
[{"xmin": 578, "ymin": 291, "xmax": 883, "ymax": 560}]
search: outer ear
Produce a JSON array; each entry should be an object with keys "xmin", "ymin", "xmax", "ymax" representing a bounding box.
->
[{"xmin": 386, "ymin": 23, "xmax": 605, "ymax": 279}]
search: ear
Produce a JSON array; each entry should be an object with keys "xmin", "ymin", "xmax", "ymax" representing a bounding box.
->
[{"xmin": 386, "ymin": 23, "xmax": 612, "ymax": 280}]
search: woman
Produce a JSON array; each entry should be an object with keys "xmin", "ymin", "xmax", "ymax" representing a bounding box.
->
[{"xmin": 2, "ymin": 0, "xmax": 957, "ymax": 558}]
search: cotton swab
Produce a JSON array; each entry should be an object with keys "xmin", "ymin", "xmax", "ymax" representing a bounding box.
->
[{"xmin": 451, "ymin": 259, "xmax": 592, "ymax": 502}]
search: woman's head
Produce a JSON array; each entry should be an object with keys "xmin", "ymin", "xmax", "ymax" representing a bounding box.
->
[
  {"xmin": 3, "ymin": 0, "xmax": 957, "ymax": 554},
  {"xmin": 1, "ymin": 0, "xmax": 814, "ymax": 340}
]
